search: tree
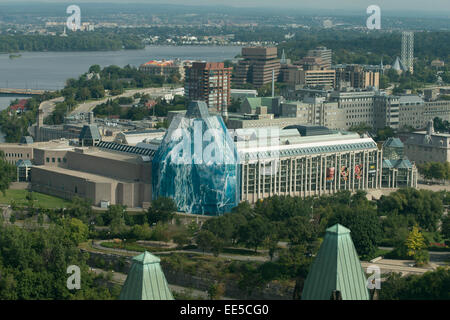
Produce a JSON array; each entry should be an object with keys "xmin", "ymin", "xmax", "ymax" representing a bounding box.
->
[
  {"xmin": 442, "ymin": 215, "xmax": 450, "ymax": 240},
  {"xmin": 328, "ymin": 205, "xmax": 381, "ymax": 259},
  {"xmin": 102, "ymin": 205, "xmax": 127, "ymax": 236},
  {"xmin": 173, "ymin": 231, "xmax": 190, "ymax": 248},
  {"xmin": 88, "ymin": 64, "xmax": 101, "ymax": 74},
  {"xmin": 65, "ymin": 218, "xmax": 89, "ymax": 245},
  {"xmin": 129, "ymin": 223, "xmax": 152, "ymax": 240},
  {"xmin": 207, "ymin": 282, "xmax": 225, "ymax": 300},
  {"xmin": 404, "ymin": 225, "xmax": 428, "ymax": 266},
  {"xmin": 379, "ymin": 268, "xmax": 450, "ymax": 300},
  {"xmin": 146, "ymin": 197, "xmax": 177, "ymax": 225},
  {"xmin": 0, "ymin": 151, "xmax": 16, "ymax": 196},
  {"xmin": 195, "ymin": 230, "xmax": 216, "ymax": 253},
  {"xmin": 66, "ymin": 196, "xmax": 92, "ymax": 223},
  {"xmin": 238, "ymin": 217, "xmax": 270, "ymax": 252},
  {"xmin": 377, "ymin": 188, "xmax": 443, "ymax": 232}
]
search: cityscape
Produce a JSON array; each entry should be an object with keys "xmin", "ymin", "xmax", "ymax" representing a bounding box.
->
[{"xmin": 0, "ymin": 0, "xmax": 449, "ymax": 308}]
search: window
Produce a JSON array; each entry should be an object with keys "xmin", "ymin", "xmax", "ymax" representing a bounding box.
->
[
  {"xmin": 52, "ymin": 158, "xmax": 55, "ymax": 163},
  {"xmin": 58, "ymin": 158, "xmax": 61, "ymax": 163},
  {"xmin": 46, "ymin": 157, "xmax": 50, "ymax": 163}
]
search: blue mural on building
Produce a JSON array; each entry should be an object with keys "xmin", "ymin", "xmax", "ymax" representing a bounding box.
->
[{"xmin": 152, "ymin": 101, "xmax": 240, "ymax": 215}]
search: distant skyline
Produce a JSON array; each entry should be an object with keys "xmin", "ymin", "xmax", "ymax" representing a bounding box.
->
[{"xmin": 0, "ymin": 0, "xmax": 449, "ymax": 14}]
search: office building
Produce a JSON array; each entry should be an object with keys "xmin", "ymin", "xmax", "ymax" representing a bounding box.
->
[
  {"xmin": 334, "ymin": 64, "xmax": 380, "ymax": 89},
  {"xmin": 184, "ymin": 62, "xmax": 232, "ymax": 112},
  {"xmin": 234, "ymin": 47, "xmax": 281, "ymax": 87},
  {"xmin": 298, "ymin": 69, "xmax": 336, "ymax": 88},
  {"xmin": 139, "ymin": 59, "xmax": 185, "ymax": 80},
  {"xmin": 307, "ymin": 46, "xmax": 332, "ymax": 70}
]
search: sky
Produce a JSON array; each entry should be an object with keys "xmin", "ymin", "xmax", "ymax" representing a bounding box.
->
[{"xmin": 0, "ymin": 0, "xmax": 449, "ymax": 14}]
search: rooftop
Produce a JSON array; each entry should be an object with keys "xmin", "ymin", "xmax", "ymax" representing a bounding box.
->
[{"xmin": 302, "ymin": 223, "xmax": 370, "ymax": 300}]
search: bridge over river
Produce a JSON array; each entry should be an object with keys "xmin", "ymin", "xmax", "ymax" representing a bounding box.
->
[{"xmin": 0, "ymin": 88, "xmax": 56, "ymax": 96}]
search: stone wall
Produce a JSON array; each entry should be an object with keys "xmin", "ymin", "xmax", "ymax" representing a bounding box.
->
[{"xmin": 83, "ymin": 250, "xmax": 294, "ymax": 300}]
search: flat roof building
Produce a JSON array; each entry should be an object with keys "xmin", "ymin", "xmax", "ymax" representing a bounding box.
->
[
  {"xmin": 234, "ymin": 47, "xmax": 281, "ymax": 88},
  {"xmin": 184, "ymin": 62, "xmax": 232, "ymax": 113}
]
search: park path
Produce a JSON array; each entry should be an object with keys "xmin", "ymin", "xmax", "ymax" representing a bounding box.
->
[{"xmin": 91, "ymin": 240, "xmax": 270, "ymax": 262}]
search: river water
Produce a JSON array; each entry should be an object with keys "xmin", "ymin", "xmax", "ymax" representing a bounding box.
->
[{"xmin": 0, "ymin": 45, "xmax": 242, "ymax": 141}]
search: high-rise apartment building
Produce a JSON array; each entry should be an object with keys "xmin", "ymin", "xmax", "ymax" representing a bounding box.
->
[
  {"xmin": 184, "ymin": 62, "xmax": 232, "ymax": 112},
  {"xmin": 307, "ymin": 46, "xmax": 332, "ymax": 70},
  {"xmin": 401, "ymin": 32, "xmax": 414, "ymax": 74},
  {"xmin": 234, "ymin": 47, "xmax": 281, "ymax": 88}
]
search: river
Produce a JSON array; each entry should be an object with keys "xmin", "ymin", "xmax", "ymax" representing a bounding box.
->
[{"xmin": 0, "ymin": 45, "xmax": 242, "ymax": 142}]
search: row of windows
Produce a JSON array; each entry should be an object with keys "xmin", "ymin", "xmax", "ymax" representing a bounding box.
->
[
  {"xmin": 46, "ymin": 157, "xmax": 67, "ymax": 163},
  {"xmin": 5, "ymin": 152, "xmax": 30, "ymax": 158}
]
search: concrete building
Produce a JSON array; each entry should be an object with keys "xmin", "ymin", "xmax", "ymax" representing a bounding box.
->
[
  {"xmin": 307, "ymin": 46, "xmax": 332, "ymax": 70},
  {"xmin": 114, "ymin": 129, "xmax": 166, "ymax": 146},
  {"xmin": 236, "ymin": 127, "xmax": 416, "ymax": 204},
  {"xmin": 404, "ymin": 120, "xmax": 450, "ymax": 165},
  {"xmin": 334, "ymin": 64, "xmax": 380, "ymax": 89},
  {"xmin": 230, "ymin": 89, "xmax": 258, "ymax": 100},
  {"xmin": 234, "ymin": 47, "xmax": 281, "ymax": 88},
  {"xmin": 139, "ymin": 59, "xmax": 185, "ymax": 80},
  {"xmin": 330, "ymin": 90, "xmax": 377, "ymax": 129},
  {"xmin": 297, "ymin": 56, "xmax": 327, "ymax": 71},
  {"xmin": 184, "ymin": 62, "xmax": 232, "ymax": 112},
  {"xmin": 30, "ymin": 142, "xmax": 153, "ymax": 208},
  {"xmin": 2, "ymin": 105, "xmax": 417, "ymax": 213},
  {"xmin": 298, "ymin": 69, "xmax": 336, "ymax": 88}
]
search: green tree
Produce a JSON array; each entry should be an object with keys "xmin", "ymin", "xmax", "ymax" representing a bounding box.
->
[
  {"xmin": 195, "ymin": 230, "xmax": 216, "ymax": 253},
  {"xmin": 146, "ymin": 197, "xmax": 177, "ymax": 225},
  {"xmin": 442, "ymin": 215, "xmax": 450, "ymax": 240},
  {"xmin": 328, "ymin": 205, "xmax": 381, "ymax": 259},
  {"xmin": 65, "ymin": 218, "xmax": 89, "ymax": 245},
  {"xmin": 404, "ymin": 225, "xmax": 429, "ymax": 266},
  {"xmin": 238, "ymin": 217, "xmax": 270, "ymax": 252},
  {"xmin": 0, "ymin": 151, "xmax": 16, "ymax": 195}
]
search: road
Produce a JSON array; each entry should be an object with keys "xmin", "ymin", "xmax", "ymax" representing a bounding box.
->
[
  {"xmin": 39, "ymin": 96, "xmax": 64, "ymax": 120},
  {"xmin": 70, "ymin": 87, "xmax": 182, "ymax": 115}
]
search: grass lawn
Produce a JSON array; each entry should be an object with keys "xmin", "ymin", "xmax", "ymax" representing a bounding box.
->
[{"xmin": 0, "ymin": 189, "xmax": 71, "ymax": 209}]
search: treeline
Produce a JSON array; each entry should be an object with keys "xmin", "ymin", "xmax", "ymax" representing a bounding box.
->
[
  {"xmin": 192, "ymin": 188, "xmax": 448, "ymax": 296},
  {"xmin": 93, "ymin": 94, "xmax": 186, "ymax": 120},
  {"xmin": 46, "ymin": 64, "xmax": 182, "ymax": 125},
  {"xmin": 0, "ymin": 218, "xmax": 120, "ymax": 299},
  {"xmin": 0, "ymin": 33, "xmax": 144, "ymax": 53},
  {"xmin": 0, "ymin": 92, "xmax": 59, "ymax": 142},
  {"xmin": 418, "ymin": 162, "xmax": 450, "ymax": 181},
  {"xmin": 279, "ymin": 30, "xmax": 450, "ymax": 66}
]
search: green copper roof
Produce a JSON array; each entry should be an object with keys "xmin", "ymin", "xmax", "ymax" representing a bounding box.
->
[
  {"xmin": 302, "ymin": 224, "xmax": 370, "ymax": 300},
  {"xmin": 119, "ymin": 251, "xmax": 174, "ymax": 300},
  {"xmin": 383, "ymin": 137, "xmax": 404, "ymax": 149},
  {"xmin": 246, "ymin": 97, "xmax": 262, "ymax": 110}
]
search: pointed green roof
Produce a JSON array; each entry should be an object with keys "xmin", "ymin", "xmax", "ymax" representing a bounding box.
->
[
  {"xmin": 119, "ymin": 251, "xmax": 174, "ymax": 300},
  {"xmin": 302, "ymin": 224, "xmax": 370, "ymax": 300}
]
